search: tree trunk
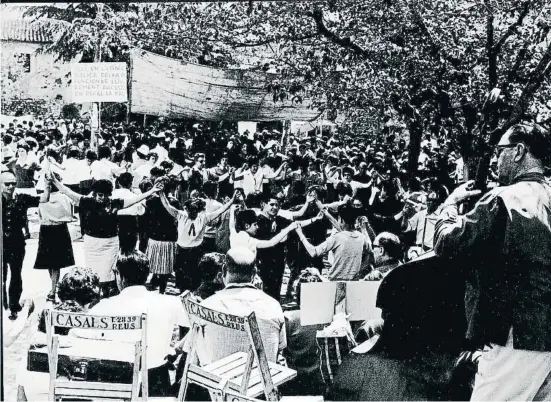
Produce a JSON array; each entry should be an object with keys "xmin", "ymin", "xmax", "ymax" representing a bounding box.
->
[{"xmin": 407, "ymin": 119, "xmax": 422, "ymax": 174}]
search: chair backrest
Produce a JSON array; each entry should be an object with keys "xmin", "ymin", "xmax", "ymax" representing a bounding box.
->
[
  {"xmin": 45, "ymin": 309, "xmax": 148, "ymax": 401},
  {"xmin": 179, "ymin": 292, "xmax": 278, "ymax": 401}
]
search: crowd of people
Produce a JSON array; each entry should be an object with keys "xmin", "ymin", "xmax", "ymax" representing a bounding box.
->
[{"xmin": 2, "ymin": 113, "xmax": 551, "ymax": 400}]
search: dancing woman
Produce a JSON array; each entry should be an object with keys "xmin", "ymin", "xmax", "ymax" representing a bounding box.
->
[
  {"xmin": 159, "ymin": 187, "xmax": 239, "ymax": 293},
  {"xmin": 51, "ymin": 175, "xmax": 163, "ymax": 297}
]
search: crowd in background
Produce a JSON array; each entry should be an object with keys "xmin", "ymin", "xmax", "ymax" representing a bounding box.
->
[{"xmin": 3, "ymin": 113, "xmax": 550, "ymax": 399}]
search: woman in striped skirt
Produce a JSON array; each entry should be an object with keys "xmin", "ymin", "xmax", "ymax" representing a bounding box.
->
[{"xmin": 143, "ymin": 185, "xmax": 178, "ymax": 294}]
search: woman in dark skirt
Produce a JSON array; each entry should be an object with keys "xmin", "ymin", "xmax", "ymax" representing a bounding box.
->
[{"xmin": 34, "ymin": 173, "xmax": 75, "ymax": 302}]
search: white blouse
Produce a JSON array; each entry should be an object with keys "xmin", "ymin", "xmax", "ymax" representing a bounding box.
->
[{"xmin": 39, "ymin": 192, "xmax": 73, "ymax": 225}]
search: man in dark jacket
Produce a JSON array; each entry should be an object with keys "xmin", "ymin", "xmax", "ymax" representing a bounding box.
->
[
  {"xmin": 2, "ymin": 172, "xmax": 39, "ymax": 319},
  {"xmin": 434, "ymin": 123, "xmax": 551, "ymax": 400}
]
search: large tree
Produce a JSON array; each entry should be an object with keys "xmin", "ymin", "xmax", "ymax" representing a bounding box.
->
[{"xmin": 23, "ymin": 1, "xmax": 551, "ymax": 177}]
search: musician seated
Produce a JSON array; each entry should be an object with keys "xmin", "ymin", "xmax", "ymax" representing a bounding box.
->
[
  {"xmin": 329, "ymin": 254, "xmax": 471, "ymax": 401},
  {"xmin": 402, "ymin": 188, "xmax": 447, "ymax": 254}
]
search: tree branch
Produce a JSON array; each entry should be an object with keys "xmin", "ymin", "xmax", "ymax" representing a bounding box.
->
[
  {"xmin": 492, "ymin": 1, "xmax": 531, "ymax": 53},
  {"xmin": 310, "ymin": 8, "xmax": 371, "ymax": 58},
  {"xmin": 230, "ymin": 33, "xmax": 317, "ymax": 48},
  {"xmin": 491, "ymin": 40, "xmax": 551, "ymax": 140}
]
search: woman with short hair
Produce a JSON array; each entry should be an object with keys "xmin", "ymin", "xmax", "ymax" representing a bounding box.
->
[{"xmin": 51, "ymin": 175, "xmax": 162, "ymax": 297}]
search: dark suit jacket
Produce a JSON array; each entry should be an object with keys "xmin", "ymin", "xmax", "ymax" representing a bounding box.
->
[{"xmin": 434, "ymin": 173, "xmax": 551, "ymax": 351}]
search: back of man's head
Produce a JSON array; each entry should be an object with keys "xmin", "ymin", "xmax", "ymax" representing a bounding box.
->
[
  {"xmin": 377, "ymin": 232, "xmax": 402, "ymax": 261},
  {"xmin": 116, "ymin": 251, "xmax": 149, "ymax": 287},
  {"xmin": 338, "ymin": 203, "xmax": 359, "ymax": 226},
  {"xmin": 225, "ymin": 248, "xmax": 256, "ymax": 282},
  {"xmin": 118, "ymin": 172, "xmax": 133, "ymax": 189}
]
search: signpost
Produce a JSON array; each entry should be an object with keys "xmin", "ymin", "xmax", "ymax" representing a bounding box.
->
[{"xmin": 71, "ymin": 62, "xmax": 128, "ymax": 148}]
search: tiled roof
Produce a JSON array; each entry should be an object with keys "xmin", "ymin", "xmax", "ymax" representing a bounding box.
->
[{"xmin": 1, "ymin": 19, "xmax": 68, "ymax": 43}]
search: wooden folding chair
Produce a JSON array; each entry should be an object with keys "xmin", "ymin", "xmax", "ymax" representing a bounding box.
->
[
  {"xmin": 45, "ymin": 309, "xmax": 148, "ymax": 401},
  {"xmin": 177, "ymin": 292, "xmax": 296, "ymax": 401}
]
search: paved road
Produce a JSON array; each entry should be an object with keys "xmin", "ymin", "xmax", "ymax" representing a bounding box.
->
[{"xmin": 3, "ymin": 216, "xmax": 84, "ymax": 401}]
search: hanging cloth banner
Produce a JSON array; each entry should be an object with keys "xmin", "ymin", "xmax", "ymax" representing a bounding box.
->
[{"xmin": 130, "ymin": 49, "xmax": 323, "ymax": 122}]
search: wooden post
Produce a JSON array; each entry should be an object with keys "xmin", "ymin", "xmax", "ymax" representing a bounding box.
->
[{"xmin": 143, "ymin": 113, "xmax": 147, "ymax": 128}]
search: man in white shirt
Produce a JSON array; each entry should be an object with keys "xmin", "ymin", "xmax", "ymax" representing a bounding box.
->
[
  {"xmin": 152, "ymin": 134, "xmax": 169, "ymax": 165},
  {"xmin": 90, "ymin": 145, "xmax": 125, "ymax": 184},
  {"xmin": 233, "ymin": 159, "xmax": 287, "ymax": 196},
  {"xmin": 326, "ymin": 166, "xmax": 373, "ymax": 197},
  {"xmin": 190, "ymin": 248, "xmax": 287, "ymax": 365},
  {"xmin": 71, "ymin": 251, "xmax": 187, "ymax": 397},
  {"xmin": 61, "ymin": 147, "xmax": 90, "ymax": 192}
]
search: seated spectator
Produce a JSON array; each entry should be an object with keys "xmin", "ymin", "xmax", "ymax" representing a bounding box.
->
[
  {"xmin": 37, "ymin": 266, "xmax": 101, "ymax": 335},
  {"xmin": 193, "ymin": 252, "xmax": 226, "ymax": 301},
  {"xmin": 71, "ymin": 251, "xmax": 187, "ymax": 397},
  {"xmin": 187, "ymin": 247, "xmax": 287, "ymax": 365},
  {"xmin": 363, "ymin": 232, "xmax": 403, "ymax": 281},
  {"xmin": 280, "ymin": 270, "xmax": 326, "ymax": 396}
]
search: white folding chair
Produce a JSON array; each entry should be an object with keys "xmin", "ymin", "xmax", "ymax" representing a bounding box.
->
[
  {"xmin": 46, "ymin": 309, "xmax": 148, "ymax": 401},
  {"xmin": 177, "ymin": 292, "xmax": 296, "ymax": 401}
]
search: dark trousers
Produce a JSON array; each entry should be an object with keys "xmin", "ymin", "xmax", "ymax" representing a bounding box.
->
[
  {"xmin": 118, "ymin": 215, "xmax": 139, "ymax": 253},
  {"xmin": 147, "ymin": 363, "xmax": 172, "ymax": 397},
  {"xmin": 258, "ymin": 259, "xmax": 285, "ymax": 302},
  {"xmin": 3, "ymin": 241, "xmax": 25, "ymax": 312},
  {"xmin": 175, "ymin": 245, "xmax": 204, "ymax": 293}
]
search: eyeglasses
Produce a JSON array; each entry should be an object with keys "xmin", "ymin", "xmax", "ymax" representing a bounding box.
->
[
  {"xmin": 3, "ymin": 182, "xmax": 16, "ymax": 186},
  {"xmin": 496, "ymin": 143, "xmax": 517, "ymax": 157}
]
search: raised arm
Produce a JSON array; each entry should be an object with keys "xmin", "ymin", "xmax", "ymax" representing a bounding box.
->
[
  {"xmin": 295, "ymin": 225, "xmax": 319, "ymax": 257},
  {"xmin": 39, "ymin": 178, "xmax": 52, "ymax": 203},
  {"xmin": 122, "ymin": 181, "xmax": 162, "ymax": 209},
  {"xmin": 160, "ymin": 191, "xmax": 180, "ymax": 219},
  {"xmin": 229, "ymin": 205, "xmax": 238, "ymax": 237},
  {"xmin": 264, "ymin": 162, "xmax": 287, "ymax": 180},
  {"xmin": 315, "ymin": 200, "xmax": 341, "ymax": 231},
  {"xmin": 52, "ymin": 175, "xmax": 83, "ymax": 205},
  {"xmin": 206, "ymin": 190, "xmax": 238, "ymax": 222},
  {"xmin": 280, "ymin": 193, "xmax": 315, "ymax": 220},
  {"xmin": 256, "ymin": 221, "xmax": 298, "ymax": 249},
  {"xmin": 353, "ymin": 179, "xmax": 374, "ymax": 189}
]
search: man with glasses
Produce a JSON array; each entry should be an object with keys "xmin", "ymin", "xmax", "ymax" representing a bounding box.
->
[
  {"xmin": 1, "ymin": 172, "xmax": 39, "ymax": 319},
  {"xmin": 434, "ymin": 123, "xmax": 551, "ymax": 400}
]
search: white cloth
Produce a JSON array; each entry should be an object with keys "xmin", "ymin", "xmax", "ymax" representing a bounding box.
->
[
  {"xmin": 82, "ymin": 234, "xmax": 119, "ymax": 282},
  {"xmin": 90, "ymin": 159, "xmax": 124, "ymax": 183},
  {"xmin": 230, "ymin": 230, "xmax": 260, "ymax": 253},
  {"xmin": 112, "ymin": 188, "xmax": 145, "ymax": 216},
  {"xmin": 71, "ymin": 285, "xmax": 188, "ymax": 368},
  {"xmin": 471, "ymin": 328, "xmax": 551, "ymax": 401},
  {"xmin": 61, "ymin": 158, "xmax": 90, "ymax": 185}
]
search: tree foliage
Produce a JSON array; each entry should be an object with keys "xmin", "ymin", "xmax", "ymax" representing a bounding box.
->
[{"xmin": 22, "ymin": 1, "xmax": 551, "ymax": 176}]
